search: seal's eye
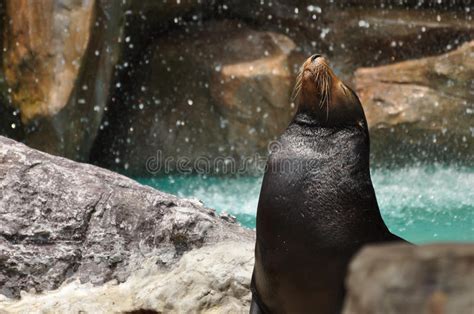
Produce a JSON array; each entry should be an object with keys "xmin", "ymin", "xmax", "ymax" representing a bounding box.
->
[{"xmin": 311, "ymin": 54, "xmax": 322, "ymax": 62}]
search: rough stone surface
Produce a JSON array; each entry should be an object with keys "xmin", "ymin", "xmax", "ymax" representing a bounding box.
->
[
  {"xmin": 0, "ymin": 241, "xmax": 254, "ymax": 314},
  {"xmin": 355, "ymin": 41, "xmax": 474, "ymax": 164},
  {"xmin": 3, "ymin": 0, "xmax": 94, "ymax": 122},
  {"xmin": 324, "ymin": 8, "xmax": 473, "ymax": 78},
  {"xmin": 0, "ymin": 2, "xmax": 23, "ymax": 142},
  {"xmin": 343, "ymin": 243, "xmax": 474, "ymax": 314},
  {"xmin": 2, "ymin": 2, "xmax": 473, "ymax": 173},
  {"xmin": 0, "ymin": 136, "xmax": 253, "ymax": 298},
  {"xmin": 230, "ymin": 3, "xmax": 473, "ymax": 78},
  {"xmin": 3, "ymin": 0, "xmax": 126, "ymax": 161},
  {"xmin": 91, "ymin": 9, "xmax": 473, "ymax": 174},
  {"xmin": 129, "ymin": 0, "xmax": 215, "ymax": 27},
  {"xmin": 92, "ymin": 20, "xmax": 298, "ymax": 175}
]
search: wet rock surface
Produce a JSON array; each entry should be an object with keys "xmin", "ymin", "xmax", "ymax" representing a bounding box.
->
[
  {"xmin": 0, "ymin": 136, "xmax": 253, "ymax": 298},
  {"xmin": 324, "ymin": 8, "xmax": 473, "ymax": 78},
  {"xmin": 2, "ymin": 0, "xmax": 126, "ymax": 161},
  {"xmin": 1, "ymin": 1, "xmax": 472, "ymax": 173},
  {"xmin": 3, "ymin": 0, "xmax": 95, "ymax": 122},
  {"xmin": 230, "ymin": 3, "xmax": 473, "ymax": 78},
  {"xmin": 90, "ymin": 5, "xmax": 473, "ymax": 174},
  {"xmin": 343, "ymin": 243, "xmax": 474, "ymax": 314},
  {"xmin": 92, "ymin": 20, "xmax": 298, "ymax": 175},
  {"xmin": 128, "ymin": 0, "xmax": 216, "ymax": 29},
  {"xmin": 355, "ymin": 40, "xmax": 474, "ymax": 164}
]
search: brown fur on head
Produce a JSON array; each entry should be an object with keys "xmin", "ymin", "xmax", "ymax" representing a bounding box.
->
[{"xmin": 293, "ymin": 54, "xmax": 366, "ymax": 127}]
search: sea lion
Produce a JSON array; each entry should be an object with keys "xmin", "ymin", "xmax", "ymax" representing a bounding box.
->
[{"xmin": 250, "ymin": 54, "xmax": 406, "ymax": 314}]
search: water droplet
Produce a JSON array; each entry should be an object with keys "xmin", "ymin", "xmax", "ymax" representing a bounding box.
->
[
  {"xmin": 307, "ymin": 5, "xmax": 322, "ymax": 13},
  {"xmin": 358, "ymin": 20, "xmax": 370, "ymax": 28},
  {"xmin": 320, "ymin": 28, "xmax": 330, "ymax": 39}
]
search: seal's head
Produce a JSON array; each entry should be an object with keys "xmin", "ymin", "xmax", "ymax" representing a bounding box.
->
[{"xmin": 293, "ymin": 54, "xmax": 366, "ymax": 127}]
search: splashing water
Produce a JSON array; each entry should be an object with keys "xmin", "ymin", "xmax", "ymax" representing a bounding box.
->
[
  {"xmin": 372, "ymin": 165, "xmax": 473, "ymax": 243},
  {"xmin": 139, "ymin": 175, "xmax": 262, "ymax": 227},
  {"xmin": 138, "ymin": 165, "xmax": 474, "ymax": 244}
]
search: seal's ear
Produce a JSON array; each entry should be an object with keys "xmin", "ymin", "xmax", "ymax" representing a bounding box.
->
[
  {"xmin": 340, "ymin": 83, "xmax": 358, "ymax": 103},
  {"xmin": 340, "ymin": 83, "xmax": 351, "ymax": 97}
]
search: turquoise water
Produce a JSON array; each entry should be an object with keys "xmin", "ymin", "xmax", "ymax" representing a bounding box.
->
[{"xmin": 138, "ymin": 165, "xmax": 474, "ymax": 244}]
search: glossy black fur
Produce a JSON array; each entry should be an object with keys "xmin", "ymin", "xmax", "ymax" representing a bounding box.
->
[{"xmin": 251, "ymin": 111, "xmax": 405, "ymax": 314}]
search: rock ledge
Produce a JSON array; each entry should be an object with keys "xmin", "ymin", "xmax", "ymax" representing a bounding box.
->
[{"xmin": 0, "ymin": 135, "xmax": 253, "ymax": 298}]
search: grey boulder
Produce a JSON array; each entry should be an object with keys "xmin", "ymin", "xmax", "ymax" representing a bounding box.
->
[{"xmin": 0, "ymin": 135, "xmax": 253, "ymax": 298}]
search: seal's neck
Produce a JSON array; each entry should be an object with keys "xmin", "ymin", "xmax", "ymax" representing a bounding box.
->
[
  {"xmin": 292, "ymin": 112, "xmax": 320, "ymax": 127},
  {"xmin": 294, "ymin": 88, "xmax": 368, "ymax": 128},
  {"xmin": 290, "ymin": 111, "xmax": 371, "ymax": 147}
]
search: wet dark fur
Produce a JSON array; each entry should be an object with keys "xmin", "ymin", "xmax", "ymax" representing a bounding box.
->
[{"xmin": 250, "ymin": 98, "xmax": 405, "ymax": 313}]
